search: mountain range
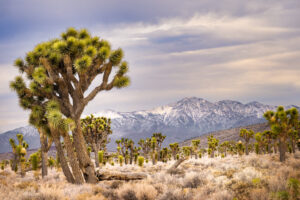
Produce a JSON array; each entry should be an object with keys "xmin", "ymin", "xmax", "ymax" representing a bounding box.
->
[{"xmin": 0, "ymin": 97, "xmax": 298, "ymax": 153}]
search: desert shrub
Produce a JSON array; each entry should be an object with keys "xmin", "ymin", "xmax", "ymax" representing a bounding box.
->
[
  {"xmin": 210, "ymin": 190, "xmax": 233, "ymax": 200},
  {"xmin": 101, "ymin": 188, "xmax": 118, "ymax": 200},
  {"xmin": 121, "ymin": 189, "xmax": 138, "ymax": 200},
  {"xmin": 287, "ymin": 178, "xmax": 300, "ymax": 199},
  {"xmin": 250, "ymin": 188, "xmax": 270, "ymax": 200},
  {"xmin": 183, "ymin": 175, "xmax": 204, "ymax": 188},
  {"xmin": 138, "ymin": 156, "xmax": 144, "ymax": 167},
  {"xmin": 159, "ymin": 190, "xmax": 191, "ymax": 200},
  {"xmin": 110, "ymin": 180, "xmax": 123, "ymax": 189},
  {"xmin": 272, "ymin": 191, "xmax": 289, "ymax": 200},
  {"xmin": 21, "ymin": 192, "xmax": 63, "ymax": 200}
]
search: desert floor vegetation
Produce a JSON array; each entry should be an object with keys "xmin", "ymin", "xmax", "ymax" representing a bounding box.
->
[{"xmin": 0, "ymin": 152, "xmax": 299, "ymax": 200}]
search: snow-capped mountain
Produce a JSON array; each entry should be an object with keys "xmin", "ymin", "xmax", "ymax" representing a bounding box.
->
[{"xmin": 0, "ymin": 97, "xmax": 298, "ymax": 153}]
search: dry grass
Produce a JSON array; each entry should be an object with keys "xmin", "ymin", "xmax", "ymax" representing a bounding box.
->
[{"xmin": 0, "ymin": 152, "xmax": 299, "ymax": 200}]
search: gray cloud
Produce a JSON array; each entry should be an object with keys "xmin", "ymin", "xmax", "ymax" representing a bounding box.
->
[{"xmin": 1, "ymin": 0, "xmax": 300, "ymax": 132}]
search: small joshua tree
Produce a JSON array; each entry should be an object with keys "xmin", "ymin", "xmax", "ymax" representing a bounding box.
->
[
  {"xmin": 151, "ymin": 137, "xmax": 157, "ymax": 165},
  {"xmin": 138, "ymin": 138, "xmax": 151, "ymax": 160},
  {"xmin": 207, "ymin": 135, "xmax": 219, "ymax": 158},
  {"xmin": 255, "ymin": 132, "xmax": 266, "ymax": 154},
  {"xmin": 169, "ymin": 142, "xmax": 180, "ymax": 160},
  {"xmin": 81, "ymin": 115, "xmax": 112, "ymax": 167},
  {"xmin": 152, "ymin": 133, "xmax": 166, "ymax": 161},
  {"xmin": 191, "ymin": 140, "xmax": 200, "ymax": 159},
  {"xmin": 9, "ymin": 134, "xmax": 29, "ymax": 177},
  {"xmin": 240, "ymin": 129, "xmax": 254, "ymax": 155},
  {"xmin": 118, "ymin": 155, "xmax": 124, "ymax": 166}
]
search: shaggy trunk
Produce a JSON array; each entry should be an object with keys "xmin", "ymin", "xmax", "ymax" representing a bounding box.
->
[
  {"xmin": 279, "ymin": 137, "xmax": 286, "ymax": 162},
  {"xmin": 210, "ymin": 150, "xmax": 214, "ymax": 158},
  {"xmin": 291, "ymin": 140, "xmax": 296, "ymax": 154},
  {"xmin": 39, "ymin": 131, "xmax": 48, "ymax": 178},
  {"xmin": 91, "ymin": 143, "xmax": 99, "ymax": 168},
  {"xmin": 62, "ymin": 133, "xmax": 85, "ymax": 184},
  {"xmin": 245, "ymin": 143, "xmax": 249, "ymax": 155},
  {"xmin": 12, "ymin": 154, "xmax": 17, "ymax": 172},
  {"xmin": 52, "ymin": 130, "xmax": 75, "ymax": 183},
  {"xmin": 72, "ymin": 118, "xmax": 98, "ymax": 183}
]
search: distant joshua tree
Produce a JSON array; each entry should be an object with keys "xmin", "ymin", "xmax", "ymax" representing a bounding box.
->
[
  {"xmin": 239, "ymin": 129, "xmax": 254, "ymax": 155},
  {"xmin": 264, "ymin": 106, "xmax": 298, "ymax": 162},
  {"xmin": 81, "ymin": 114, "xmax": 112, "ymax": 167}
]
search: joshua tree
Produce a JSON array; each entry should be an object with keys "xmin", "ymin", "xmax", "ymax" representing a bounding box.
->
[
  {"xmin": 138, "ymin": 138, "xmax": 151, "ymax": 159},
  {"xmin": 151, "ymin": 137, "xmax": 157, "ymax": 165},
  {"xmin": 191, "ymin": 139, "xmax": 200, "ymax": 159},
  {"xmin": 255, "ymin": 132, "xmax": 266, "ymax": 154},
  {"xmin": 288, "ymin": 130, "xmax": 298, "ymax": 154},
  {"xmin": 181, "ymin": 146, "xmax": 191, "ymax": 158},
  {"xmin": 9, "ymin": 134, "xmax": 29, "ymax": 177},
  {"xmin": 11, "ymin": 27, "xmax": 130, "ymax": 183},
  {"xmin": 169, "ymin": 142, "xmax": 180, "ymax": 160},
  {"xmin": 207, "ymin": 135, "xmax": 219, "ymax": 158},
  {"xmin": 220, "ymin": 141, "xmax": 229, "ymax": 157},
  {"xmin": 81, "ymin": 115, "xmax": 112, "ymax": 167},
  {"xmin": 152, "ymin": 133, "xmax": 166, "ymax": 161},
  {"xmin": 239, "ymin": 129, "xmax": 254, "ymax": 155},
  {"xmin": 264, "ymin": 106, "xmax": 298, "ymax": 162},
  {"xmin": 262, "ymin": 130, "xmax": 273, "ymax": 154},
  {"xmin": 236, "ymin": 141, "xmax": 245, "ymax": 156}
]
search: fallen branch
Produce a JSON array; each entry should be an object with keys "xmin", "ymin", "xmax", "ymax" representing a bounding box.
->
[
  {"xmin": 167, "ymin": 157, "xmax": 187, "ymax": 174},
  {"xmin": 96, "ymin": 171, "xmax": 147, "ymax": 181}
]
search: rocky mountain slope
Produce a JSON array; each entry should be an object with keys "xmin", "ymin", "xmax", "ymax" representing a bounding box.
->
[{"xmin": 0, "ymin": 97, "xmax": 298, "ymax": 153}]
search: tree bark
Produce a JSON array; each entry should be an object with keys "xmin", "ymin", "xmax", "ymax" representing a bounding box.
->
[
  {"xmin": 39, "ymin": 131, "xmax": 48, "ymax": 178},
  {"xmin": 92, "ymin": 143, "xmax": 99, "ymax": 168},
  {"xmin": 245, "ymin": 143, "xmax": 249, "ymax": 155},
  {"xmin": 279, "ymin": 138, "xmax": 286, "ymax": 162},
  {"xmin": 52, "ymin": 130, "xmax": 75, "ymax": 183},
  {"xmin": 72, "ymin": 118, "xmax": 98, "ymax": 183},
  {"xmin": 62, "ymin": 133, "xmax": 85, "ymax": 184}
]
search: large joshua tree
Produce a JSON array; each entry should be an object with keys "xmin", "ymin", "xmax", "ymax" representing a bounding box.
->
[
  {"xmin": 264, "ymin": 106, "xmax": 298, "ymax": 162},
  {"xmin": 81, "ymin": 114, "xmax": 112, "ymax": 167},
  {"xmin": 10, "ymin": 27, "xmax": 130, "ymax": 183}
]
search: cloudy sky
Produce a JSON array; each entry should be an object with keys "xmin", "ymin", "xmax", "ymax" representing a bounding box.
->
[{"xmin": 0, "ymin": 0, "xmax": 300, "ymax": 132}]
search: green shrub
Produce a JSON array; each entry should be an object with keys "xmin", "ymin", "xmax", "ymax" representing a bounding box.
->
[
  {"xmin": 119, "ymin": 155, "xmax": 124, "ymax": 166},
  {"xmin": 98, "ymin": 150, "xmax": 104, "ymax": 164},
  {"xmin": 137, "ymin": 156, "xmax": 144, "ymax": 167}
]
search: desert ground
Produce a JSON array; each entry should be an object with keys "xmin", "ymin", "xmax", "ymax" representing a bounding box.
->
[{"xmin": 0, "ymin": 152, "xmax": 299, "ymax": 200}]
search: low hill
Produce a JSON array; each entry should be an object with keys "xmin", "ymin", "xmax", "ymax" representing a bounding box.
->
[{"xmin": 180, "ymin": 122, "xmax": 269, "ymax": 147}]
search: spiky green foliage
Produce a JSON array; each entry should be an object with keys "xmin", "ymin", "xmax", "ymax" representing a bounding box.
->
[
  {"xmin": 138, "ymin": 138, "xmax": 151, "ymax": 160},
  {"xmin": 48, "ymin": 157, "xmax": 55, "ymax": 168}
]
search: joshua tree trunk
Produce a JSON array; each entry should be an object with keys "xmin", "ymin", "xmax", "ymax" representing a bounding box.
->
[
  {"xmin": 52, "ymin": 130, "xmax": 75, "ymax": 183},
  {"xmin": 279, "ymin": 137, "xmax": 286, "ymax": 162},
  {"xmin": 195, "ymin": 153, "xmax": 198, "ymax": 159},
  {"xmin": 91, "ymin": 143, "xmax": 99, "ymax": 168},
  {"xmin": 210, "ymin": 151, "xmax": 214, "ymax": 158},
  {"xmin": 245, "ymin": 143, "xmax": 249, "ymax": 155},
  {"xmin": 62, "ymin": 133, "xmax": 85, "ymax": 184},
  {"xmin": 12, "ymin": 154, "xmax": 18, "ymax": 172},
  {"xmin": 39, "ymin": 131, "xmax": 48, "ymax": 178},
  {"xmin": 72, "ymin": 118, "xmax": 98, "ymax": 183}
]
